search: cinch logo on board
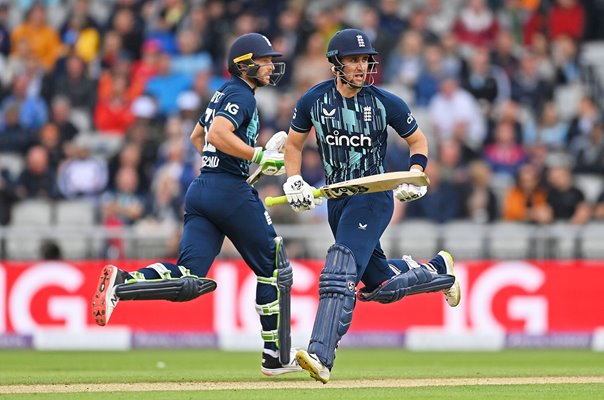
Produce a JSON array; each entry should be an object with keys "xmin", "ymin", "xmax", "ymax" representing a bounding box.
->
[{"xmin": 325, "ymin": 130, "xmax": 372, "ymax": 147}]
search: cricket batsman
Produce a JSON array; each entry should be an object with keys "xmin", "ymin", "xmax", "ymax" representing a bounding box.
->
[
  {"xmin": 92, "ymin": 33, "xmax": 302, "ymax": 376},
  {"xmin": 282, "ymin": 29, "xmax": 462, "ymax": 383}
]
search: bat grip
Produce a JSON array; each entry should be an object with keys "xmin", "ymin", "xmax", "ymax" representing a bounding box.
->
[{"xmin": 265, "ymin": 189, "xmax": 324, "ymax": 207}]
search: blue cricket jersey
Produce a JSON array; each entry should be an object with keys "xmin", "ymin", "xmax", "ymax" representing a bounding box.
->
[
  {"xmin": 198, "ymin": 76, "xmax": 259, "ymax": 177},
  {"xmin": 291, "ymin": 79, "xmax": 418, "ymax": 184}
]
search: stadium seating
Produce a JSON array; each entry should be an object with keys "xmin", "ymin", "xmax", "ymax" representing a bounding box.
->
[{"xmin": 487, "ymin": 222, "xmax": 536, "ymax": 260}]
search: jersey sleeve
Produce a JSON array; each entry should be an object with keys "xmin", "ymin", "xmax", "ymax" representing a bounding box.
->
[
  {"xmin": 383, "ymin": 91, "xmax": 418, "ymax": 138},
  {"xmin": 290, "ymin": 94, "xmax": 313, "ymax": 133},
  {"xmin": 215, "ymin": 90, "xmax": 254, "ymax": 129}
]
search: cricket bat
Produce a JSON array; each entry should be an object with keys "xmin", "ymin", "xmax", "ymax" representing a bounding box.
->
[
  {"xmin": 246, "ymin": 166, "xmax": 264, "ymax": 185},
  {"xmin": 265, "ymin": 170, "xmax": 430, "ymax": 207}
]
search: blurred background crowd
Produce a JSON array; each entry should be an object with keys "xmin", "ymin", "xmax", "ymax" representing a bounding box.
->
[{"xmin": 0, "ymin": 0, "xmax": 604, "ymax": 260}]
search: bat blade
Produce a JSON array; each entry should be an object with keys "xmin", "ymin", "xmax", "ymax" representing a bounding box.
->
[
  {"xmin": 264, "ymin": 171, "xmax": 429, "ymax": 207},
  {"xmin": 247, "ymin": 166, "xmax": 263, "ymax": 186}
]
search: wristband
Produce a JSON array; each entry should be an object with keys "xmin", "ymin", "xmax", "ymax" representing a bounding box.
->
[
  {"xmin": 252, "ymin": 147, "xmax": 263, "ymax": 163},
  {"xmin": 408, "ymin": 153, "xmax": 428, "ymax": 171}
]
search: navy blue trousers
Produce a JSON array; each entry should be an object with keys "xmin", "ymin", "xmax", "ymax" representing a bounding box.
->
[{"xmin": 327, "ymin": 191, "xmax": 398, "ymax": 290}]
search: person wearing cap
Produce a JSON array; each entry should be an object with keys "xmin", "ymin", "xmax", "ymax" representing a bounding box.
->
[
  {"xmin": 91, "ymin": 33, "xmax": 302, "ymax": 377},
  {"xmin": 282, "ymin": 29, "xmax": 462, "ymax": 383}
]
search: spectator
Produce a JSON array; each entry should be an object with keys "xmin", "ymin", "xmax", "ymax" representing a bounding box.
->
[
  {"xmin": 486, "ymin": 99, "xmax": 525, "ymax": 145},
  {"xmin": 594, "ymin": 190, "xmax": 604, "ymax": 220},
  {"xmin": 170, "ymin": 29, "xmax": 212, "ymax": 79},
  {"xmin": 40, "ymin": 239, "xmax": 62, "ymax": 260},
  {"xmin": 414, "ymin": 43, "xmax": 445, "ymax": 107},
  {"xmin": 98, "ymin": 30, "xmax": 124, "ymax": 71},
  {"xmin": 59, "ymin": 0, "xmax": 101, "ymax": 64},
  {"xmin": 552, "ymin": 34, "xmax": 582, "ymax": 85},
  {"xmin": 144, "ymin": 8, "xmax": 178, "ymax": 55},
  {"xmin": 93, "ymin": 74, "xmax": 135, "ymax": 135},
  {"xmin": 0, "ymin": 167, "xmax": 15, "ymax": 225},
  {"xmin": 49, "ymin": 95, "xmax": 79, "ymax": 145},
  {"xmin": 47, "ymin": 54, "xmax": 96, "ymax": 115},
  {"xmin": 570, "ymin": 121, "xmax": 604, "ymax": 174},
  {"xmin": 429, "ymin": 74, "xmax": 486, "ymax": 150},
  {"xmin": 496, "ymin": 0, "xmax": 530, "ymax": 44},
  {"xmin": 383, "ymin": 30, "xmax": 424, "ymax": 87},
  {"xmin": 528, "ymin": 31, "xmax": 556, "ymax": 83},
  {"xmin": 10, "ymin": 3, "xmax": 61, "ymax": 71},
  {"xmin": 57, "ymin": 144, "xmax": 108, "ymax": 200},
  {"xmin": 292, "ymin": 31, "xmax": 333, "ymax": 93},
  {"xmin": 1, "ymin": 73, "xmax": 48, "ymax": 132},
  {"xmin": 545, "ymin": 163, "xmax": 591, "ymax": 224},
  {"xmin": 109, "ymin": 7, "xmax": 144, "ymax": 61},
  {"xmin": 566, "ymin": 96, "xmax": 601, "ymax": 146},
  {"xmin": 483, "ymin": 120, "xmax": 528, "ymax": 178},
  {"xmin": 0, "ymin": 102, "xmax": 35, "ymax": 153},
  {"xmin": 461, "ymin": 159, "xmax": 498, "ymax": 223},
  {"xmin": 407, "ymin": 6, "xmax": 440, "ymax": 45},
  {"xmin": 502, "ymin": 163, "xmax": 550, "ymax": 223},
  {"xmin": 37, "ymin": 122, "xmax": 64, "ymax": 172},
  {"xmin": 453, "ymin": 0, "xmax": 500, "ymax": 52},
  {"xmin": 460, "ymin": 45, "xmax": 510, "ymax": 114},
  {"xmin": 405, "ymin": 161, "xmax": 463, "ymax": 223},
  {"xmin": 424, "ymin": 0, "xmax": 459, "ymax": 38},
  {"xmin": 140, "ymin": 168, "xmax": 183, "ymax": 230},
  {"xmin": 107, "ymin": 141, "xmax": 148, "ymax": 193},
  {"xmin": 524, "ymin": 101, "xmax": 568, "ymax": 149},
  {"xmin": 439, "ymin": 34, "xmax": 466, "ymax": 79},
  {"xmin": 98, "ymin": 51, "xmax": 143, "ymax": 103},
  {"xmin": 0, "ymin": 2, "xmax": 10, "ymax": 57},
  {"xmin": 144, "ymin": 53, "xmax": 192, "ymax": 117},
  {"xmin": 510, "ymin": 50, "xmax": 553, "ymax": 116},
  {"xmin": 101, "ymin": 165, "xmax": 144, "ymax": 226},
  {"xmin": 378, "ymin": 0, "xmax": 406, "ymax": 37},
  {"xmin": 490, "ymin": 30, "xmax": 520, "ymax": 80},
  {"xmin": 15, "ymin": 145, "xmax": 58, "ymax": 200},
  {"xmin": 547, "ymin": 0, "xmax": 585, "ymax": 41}
]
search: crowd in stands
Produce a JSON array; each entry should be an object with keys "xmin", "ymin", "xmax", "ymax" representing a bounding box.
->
[{"xmin": 1, "ymin": 0, "xmax": 604, "ymax": 258}]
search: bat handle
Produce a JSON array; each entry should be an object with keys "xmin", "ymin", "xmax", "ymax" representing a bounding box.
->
[
  {"xmin": 265, "ymin": 195, "xmax": 288, "ymax": 207},
  {"xmin": 265, "ymin": 189, "xmax": 324, "ymax": 207}
]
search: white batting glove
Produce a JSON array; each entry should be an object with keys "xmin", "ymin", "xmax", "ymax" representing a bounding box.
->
[
  {"xmin": 394, "ymin": 183, "xmax": 427, "ymax": 203},
  {"xmin": 283, "ymin": 175, "xmax": 323, "ymax": 212},
  {"xmin": 265, "ymin": 130, "xmax": 287, "ymax": 152},
  {"xmin": 252, "ymin": 147, "xmax": 285, "ymax": 176}
]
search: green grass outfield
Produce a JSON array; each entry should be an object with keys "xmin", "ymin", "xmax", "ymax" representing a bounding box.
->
[{"xmin": 0, "ymin": 349, "xmax": 603, "ymax": 399}]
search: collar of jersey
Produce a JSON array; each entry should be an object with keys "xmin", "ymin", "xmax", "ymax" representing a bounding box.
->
[{"xmin": 232, "ymin": 75, "xmax": 255, "ymax": 92}]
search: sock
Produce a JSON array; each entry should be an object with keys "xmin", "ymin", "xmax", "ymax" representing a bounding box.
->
[{"xmin": 137, "ymin": 262, "xmax": 184, "ymax": 280}]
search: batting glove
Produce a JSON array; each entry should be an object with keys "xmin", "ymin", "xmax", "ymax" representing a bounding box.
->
[
  {"xmin": 252, "ymin": 147, "xmax": 285, "ymax": 176},
  {"xmin": 394, "ymin": 183, "xmax": 427, "ymax": 202},
  {"xmin": 265, "ymin": 130, "xmax": 287, "ymax": 152},
  {"xmin": 283, "ymin": 175, "xmax": 323, "ymax": 212}
]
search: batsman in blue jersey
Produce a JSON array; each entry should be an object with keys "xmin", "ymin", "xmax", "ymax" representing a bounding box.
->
[
  {"xmin": 283, "ymin": 29, "xmax": 462, "ymax": 383},
  {"xmin": 91, "ymin": 33, "xmax": 302, "ymax": 376}
]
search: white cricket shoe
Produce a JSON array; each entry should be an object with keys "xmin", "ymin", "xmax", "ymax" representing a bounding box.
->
[
  {"xmin": 295, "ymin": 349, "xmax": 330, "ymax": 384},
  {"xmin": 91, "ymin": 265, "xmax": 127, "ymax": 326},
  {"xmin": 261, "ymin": 348, "xmax": 304, "ymax": 376},
  {"xmin": 438, "ymin": 250, "xmax": 461, "ymax": 307}
]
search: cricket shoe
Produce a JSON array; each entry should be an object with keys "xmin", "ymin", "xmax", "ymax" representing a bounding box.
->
[
  {"xmin": 91, "ymin": 265, "xmax": 128, "ymax": 326},
  {"xmin": 261, "ymin": 348, "xmax": 304, "ymax": 376},
  {"xmin": 295, "ymin": 349, "xmax": 330, "ymax": 384},
  {"xmin": 437, "ymin": 250, "xmax": 461, "ymax": 307}
]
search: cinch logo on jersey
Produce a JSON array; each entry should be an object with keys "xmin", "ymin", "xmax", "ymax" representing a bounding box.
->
[{"xmin": 325, "ymin": 130, "xmax": 372, "ymax": 147}]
